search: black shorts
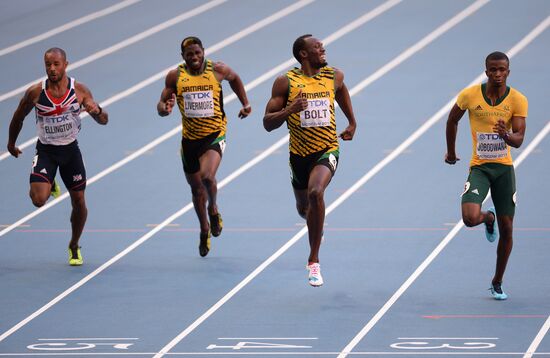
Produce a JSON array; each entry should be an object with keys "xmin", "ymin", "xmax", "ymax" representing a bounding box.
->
[
  {"xmin": 180, "ymin": 131, "xmax": 225, "ymax": 174},
  {"xmin": 289, "ymin": 149, "xmax": 339, "ymax": 190},
  {"xmin": 30, "ymin": 140, "xmax": 87, "ymax": 191}
]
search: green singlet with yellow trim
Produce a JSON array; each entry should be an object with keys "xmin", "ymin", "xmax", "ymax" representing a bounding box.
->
[
  {"xmin": 286, "ymin": 67, "xmax": 338, "ymax": 156},
  {"xmin": 176, "ymin": 59, "xmax": 226, "ymax": 140}
]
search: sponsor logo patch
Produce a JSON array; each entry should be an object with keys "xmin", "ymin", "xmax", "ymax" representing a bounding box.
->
[
  {"xmin": 218, "ymin": 139, "xmax": 226, "ymax": 154},
  {"xmin": 328, "ymin": 153, "xmax": 337, "ymax": 171},
  {"xmin": 461, "ymin": 181, "xmax": 470, "ymax": 197}
]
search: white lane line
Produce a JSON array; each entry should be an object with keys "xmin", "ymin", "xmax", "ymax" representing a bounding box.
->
[
  {"xmin": 152, "ymin": 3, "xmax": 489, "ymax": 356},
  {"xmin": 397, "ymin": 337, "xmax": 498, "ymax": 340},
  {"xmin": 0, "ymin": 0, "xmax": 141, "ymax": 57},
  {"xmin": 337, "ymin": 16, "xmax": 550, "ymax": 358},
  {"xmin": 0, "ymin": 0, "xmax": 311, "ymax": 162},
  {"xmin": 0, "ymin": 352, "xmax": 549, "ymax": 356},
  {"xmin": 0, "ymin": 0, "xmax": 227, "ymax": 105},
  {"xmin": 37, "ymin": 338, "xmax": 139, "ymax": 341},
  {"xmin": 0, "ymin": 0, "xmax": 401, "ymax": 163},
  {"xmin": 0, "ymin": 0, "xmax": 316, "ymax": 238},
  {"xmin": 217, "ymin": 337, "xmax": 318, "ymax": 340},
  {"xmin": 524, "ymin": 316, "xmax": 550, "ymax": 358},
  {"xmin": 0, "ymin": 0, "xmax": 227, "ymax": 160},
  {"xmin": 0, "ymin": 0, "xmax": 401, "ymax": 344}
]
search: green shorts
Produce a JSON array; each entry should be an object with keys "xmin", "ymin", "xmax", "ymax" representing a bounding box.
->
[{"xmin": 461, "ymin": 163, "xmax": 516, "ymax": 216}]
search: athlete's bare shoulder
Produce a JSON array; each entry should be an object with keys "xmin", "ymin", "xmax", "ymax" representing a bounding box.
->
[
  {"xmin": 332, "ymin": 67, "xmax": 344, "ymax": 90},
  {"xmin": 212, "ymin": 61, "xmax": 228, "ymax": 72},
  {"xmin": 23, "ymin": 82, "xmax": 42, "ymax": 105}
]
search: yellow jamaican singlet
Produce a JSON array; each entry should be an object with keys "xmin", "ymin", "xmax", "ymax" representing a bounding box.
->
[
  {"xmin": 176, "ymin": 59, "xmax": 226, "ymax": 140},
  {"xmin": 457, "ymin": 83, "xmax": 528, "ymax": 167},
  {"xmin": 286, "ymin": 67, "xmax": 338, "ymax": 156}
]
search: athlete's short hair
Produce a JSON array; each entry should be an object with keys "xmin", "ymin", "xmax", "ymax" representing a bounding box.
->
[
  {"xmin": 45, "ymin": 47, "xmax": 67, "ymax": 61},
  {"xmin": 181, "ymin": 36, "xmax": 203, "ymax": 53},
  {"xmin": 293, "ymin": 34, "xmax": 312, "ymax": 63},
  {"xmin": 485, "ymin": 51, "xmax": 509, "ymax": 67}
]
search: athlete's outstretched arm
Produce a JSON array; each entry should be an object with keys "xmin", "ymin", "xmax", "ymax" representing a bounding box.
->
[
  {"xmin": 334, "ymin": 69, "xmax": 356, "ymax": 141},
  {"xmin": 445, "ymin": 103, "xmax": 466, "ymax": 164},
  {"xmin": 263, "ymin": 75, "xmax": 307, "ymax": 132},
  {"xmin": 215, "ymin": 62, "xmax": 251, "ymax": 119},
  {"xmin": 76, "ymin": 83, "xmax": 108, "ymax": 125},
  {"xmin": 494, "ymin": 116, "xmax": 526, "ymax": 148},
  {"xmin": 157, "ymin": 69, "xmax": 178, "ymax": 117},
  {"xmin": 7, "ymin": 84, "xmax": 40, "ymax": 158}
]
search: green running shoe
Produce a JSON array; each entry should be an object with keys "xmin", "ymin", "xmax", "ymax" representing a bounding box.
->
[
  {"xmin": 68, "ymin": 246, "xmax": 83, "ymax": 266},
  {"xmin": 51, "ymin": 179, "xmax": 61, "ymax": 199}
]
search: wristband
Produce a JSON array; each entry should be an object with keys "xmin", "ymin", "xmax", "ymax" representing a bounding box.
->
[{"xmin": 243, "ymin": 104, "xmax": 251, "ymax": 110}]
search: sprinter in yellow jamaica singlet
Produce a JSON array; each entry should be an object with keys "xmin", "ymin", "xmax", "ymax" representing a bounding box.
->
[
  {"xmin": 445, "ymin": 51, "xmax": 528, "ymax": 300},
  {"xmin": 263, "ymin": 34, "xmax": 357, "ymax": 287},
  {"xmin": 157, "ymin": 37, "xmax": 251, "ymax": 257}
]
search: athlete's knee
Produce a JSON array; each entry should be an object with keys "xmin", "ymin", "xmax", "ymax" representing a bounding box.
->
[
  {"xmin": 498, "ymin": 217, "xmax": 514, "ymax": 237},
  {"xmin": 190, "ymin": 183, "xmax": 206, "ymax": 197},
  {"xmin": 70, "ymin": 192, "xmax": 87, "ymax": 209},
  {"xmin": 29, "ymin": 190, "xmax": 48, "ymax": 207},
  {"xmin": 307, "ymin": 186, "xmax": 325, "ymax": 203},
  {"xmin": 462, "ymin": 213, "xmax": 479, "ymax": 227},
  {"xmin": 201, "ymin": 174, "xmax": 217, "ymax": 189},
  {"xmin": 30, "ymin": 195, "xmax": 47, "ymax": 208}
]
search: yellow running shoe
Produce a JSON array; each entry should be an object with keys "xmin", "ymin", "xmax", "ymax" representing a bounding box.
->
[
  {"xmin": 50, "ymin": 179, "xmax": 61, "ymax": 199},
  {"xmin": 209, "ymin": 213, "xmax": 223, "ymax": 237},
  {"xmin": 199, "ymin": 230, "xmax": 211, "ymax": 257},
  {"xmin": 68, "ymin": 247, "xmax": 83, "ymax": 266}
]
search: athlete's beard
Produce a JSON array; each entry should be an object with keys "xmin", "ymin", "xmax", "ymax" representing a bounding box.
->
[
  {"xmin": 312, "ymin": 60, "xmax": 328, "ymax": 70},
  {"xmin": 47, "ymin": 73, "xmax": 62, "ymax": 83}
]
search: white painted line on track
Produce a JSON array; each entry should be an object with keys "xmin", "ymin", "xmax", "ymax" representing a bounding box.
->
[
  {"xmin": 337, "ymin": 16, "xmax": 550, "ymax": 358},
  {"xmin": 217, "ymin": 337, "xmax": 318, "ymax": 340},
  {"xmin": 36, "ymin": 338, "xmax": 139, "ymax": 341},
  {"xmin": 0, "ymin": 0, "xmax": 399, "ymax": 162},
  {"xmin": 0, "ymin": 0, "xmax": 228, "ymax": 162},
  {"xmin": 0, "ymin": 0, "xmax": 316, "ymax": 238},
  {"xmin": 1, "ymin": 352, "xmax": 550, "ymax": 356},
  {"xmin": 0, "ymin": 0, "xmax": 227, "ymax": 105},
  {"xmin": 153, "ymin": 3, "xmax": 490, "ymax": 356},
  {"xmin": 0, "ymin": 0, "xmax": 141, "ymax": 57},
  {"xmin": 0, "ymin": 0, "xmax": 401, "ymax": 345},
  {"xmin": 525, "ymin": 315, "xmax": 550, "ymax": 358}
]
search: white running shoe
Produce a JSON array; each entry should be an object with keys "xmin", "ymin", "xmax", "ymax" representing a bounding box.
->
[{"xmin": 307, "ymin": 262, "xmax": 324, "ymax": 287}]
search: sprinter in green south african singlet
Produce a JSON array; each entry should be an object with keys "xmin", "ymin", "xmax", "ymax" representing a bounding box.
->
[
  {"xmin": 445, "ymin": 51, "xmax": 528, "ymax": 301},
  {"xmin": 157, "ymin": 36, "xmax": 251, "ymax": 258},
  {"xmin": 264, "ymin": 34, "xmax": 357, "ymax": 287}
]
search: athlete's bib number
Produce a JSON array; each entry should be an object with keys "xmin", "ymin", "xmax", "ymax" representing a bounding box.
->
[
  {"xmin": 476, "ymin": 132, "xmax": 507, "ymax": 160},
  {"xmin": 42, "ymin": 115, "xmax": 77, "ymax": 141},
  {"xmin": 183, "ymin": 91, "xmax": 214, "ymax": 118},
  {"xmin": 300, "ymin": 98, "xmax": 330, "ymax": 128}
]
